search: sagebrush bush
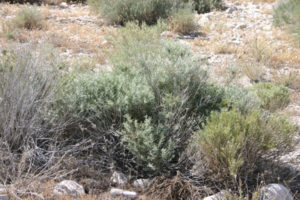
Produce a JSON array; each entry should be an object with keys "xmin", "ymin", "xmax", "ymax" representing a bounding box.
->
[
  {"xmin": 59, "ymin": 23, "xmax": 223, "ymax": 175},
  {"xmin": 192, "ymin": 0, "xmax": 223, "ymax": 14},
  {"xmin": 12, "ymin": 6, "xmax": 45, "ymax": 30},
  {"xmin": 273, "ymin": 0, "xmax": 300, "ymax": 42},
  {"xmin": 197, "ymin": 109, "xmax": 295, "ymax": 182},
  {"xmin": 252, "ymin": 82, "xmax": 290, "ymax": 111},
  {"xmin": 88, "ymin": 0, "xmax": 183, "ymax": 25},
  {"xmin": 168, "ymin": 4, "xmax": 197, "ymax": 35},
  {"xmin": 222, "ymin": 85, "xmax": 261, "ymax": 114}
]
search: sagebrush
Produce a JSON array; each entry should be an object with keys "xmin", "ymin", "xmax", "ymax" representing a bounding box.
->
[
  {"xmin": 59, "ymin": 23, "xmax": 223, "ymax": 176},
  {"xmin": 88, "ymin": 0, "xmax": 183, "ymax": 25}
]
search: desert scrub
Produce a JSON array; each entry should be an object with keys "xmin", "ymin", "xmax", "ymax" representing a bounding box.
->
[
  {"xmin": 87, "ymin": 0, "xmax": 183, "ymax": 25},
  {"xmin": 196, "ymin": 109, "xmax": 295, "ymax": 182},
  {"xmin": 11, "ymin": 6, "xmax": 45, "ymax": 29},
  {"xmin": 0, "ymin": 46, "xmax": 76, "ymax": 186},
  {"xmin": 252, "ymin": 82, "xmax": 290, "ymax": 111},
  {"xmin": 192, "ymin": 0, "xmax": 223, "ymax": 14},
  {"xmin": 273, "ymin": 0, "xmax": 300, "ymax": 42},
  {"xmin": 60, "ymin": 23, "xmax": 223, "ymax": 175},
  {"xmin": 168, "ymin": 4, "xmax": 197, "ymax": 35}
]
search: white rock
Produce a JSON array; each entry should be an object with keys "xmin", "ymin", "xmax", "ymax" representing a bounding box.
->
[
  {"xmin": 59, "ymin": 2, "xmax": 68, "ymax": 9},
  {"xmin": 227, "ymin": 6, "xmax": 238, "ymax": 14},
  {"xmin": 110, "ymin": 188, "xmax": 137, "ymax": 199},
  {"xmin": 0, "ymin": 195, "xmax": 8, "ymax": 200},
  {"xmin": 53, "ymin": 180, "xmax": 85, "ymax": 198},
  {"xmin": 161, "ymin": 31, "xmax": 176, "ymax": 38},
  {"xmin": 199, "ymin": 15, "xmax": 210, "ymax": 26},
  {"xmin": 203, "ymin": 190, "xmax": 230, "ymax": 200},
  {"xmin": 0, "ymin": 186, "xmax": 6, "ymax": 194},
  {"xmin": 132, "ymin": 179, "xmax": 152, "ymax": 188},
  {"xmin": 259, "ymin": 184, "xmax": 293, "ymax": 200},
  {"xmin": 110, "ymin": 171, "xmax": 128, "ymax": 186},
  {"xmin": 0, "ymin": 185, "xmax": 8, "ymax": 200}
]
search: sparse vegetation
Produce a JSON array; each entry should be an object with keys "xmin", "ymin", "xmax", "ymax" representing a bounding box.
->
[
  {"xmin": 273, "ymin": 0, "xmax": 300, "ymax": 42},
  {"xmin": 11, "ymin": 6, "xmax": 45, "ymax": 29},
  {"xmin": 0, "ymin": 0, "xmax": 299, "ymax": 199}
]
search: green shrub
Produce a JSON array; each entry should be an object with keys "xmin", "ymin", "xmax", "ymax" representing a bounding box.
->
[
  {"xmin": 168, "ymin": 5, "xmax": 197, "ymax": 35},
  {"xmin": 12, "ymin": 6, "xmax": 45, "ymax": 30},
  {"xmin": 197, "ymin": 109, "xmax": 295, "ymax": 182},
  {"xmin": 88, "ymin": 0, "xmax": 183, "ymax": 25},
  {"xmin": 222, "ymin": 85, "xmax": 261, "ymax": 114},
  {"xmin": 273, "ymin": 0, "xmax": 300, "ymax": 42},
  {"xmin": 59, "ymin": 23, "xmax": 223, "ymax": 175},
  {"xmin": 252, "ymin": 82, "xmax": 290, "ymax": 111},
  {"xmin": 192, "ymin": 0, "xmax": 223, "ymax": 14}
]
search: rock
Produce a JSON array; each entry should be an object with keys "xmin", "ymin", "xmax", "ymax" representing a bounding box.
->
[
  {"xmin": 259, "ymin": 184, "xmax": 293, "ymax": 200},
  {"xmin": 132, "ymin": 179, "xmax": 152, "ymax": 188},
  {"xmin": 0, "ymin": 185, "xmax": 8, "ymax": 200},
  {"xmin": 110, "ymin": 171, "xmax": 128, "ymax": 187},
  {"xmin": 203, "ymin": 190, "xmax": 230, "ymax": 200},
  {"xmin": 59, "ymin": 2, "xmax": 68, "ymax": 9},
  {"xmin": 53, "ymin": 180, "xmax": 85, "ymax": 198},
  {"xmin": 227, "ymin": 6, "xmax": 238, "ymax": 14},
  {"xmin": 237, "ymin": 23, "xmax": 247, "ymax": 29},
  {"xmin": 0, "ymin": 195, "xmax": 8, "ymax": 200},
  {"xmin": 110, "ymin": 188, "xmax": 137, "ymax": 199},
  {"xmin": 160, "ymin": 31, "xmax": 176, "ymax": 38},
  {"xmin": 198, "ymin": 15, "xmax": 211, "ymax": 26}
]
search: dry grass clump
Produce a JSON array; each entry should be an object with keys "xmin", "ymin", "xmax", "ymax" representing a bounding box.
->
[
  {"xmin": 242, "ymin": 61, "xmax": 265, "ymax": 83},
  {"xmin": 11, "ymin": 6, "xmax": 45, "ymax": 30},
  {"xmin": 147, "ymin": 173, "xmax": 201, "ymax": 200},
  {"xmin": 168, "ymin": 5, "xmax": 197, "ymax": 35},
  {"xmin": 213, "ymin": 42, "xmax": 237, "ymax": 54}
]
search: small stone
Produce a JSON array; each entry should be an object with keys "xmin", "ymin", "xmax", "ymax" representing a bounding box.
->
[
  {"xmin": 59, "ymin": 2, "xmax": 68, "ymax": 9},
  {"xmin": 111, "ymin": 171, "xmax": 128, "ymax": 187},
  {"xmin": 203, "ymin": 190, "xmax": 231, "ymax": 200},
  {"xmin": 0, "ymin": 195, "xmax": 8, "ymax": 200},
  {"xmin": 161, "ymin": 31, "xmax": 176, "ymax": 38},
  {"xmin": 53, "ymin": 180, "xmax": 85, "ymax": 198},
  {"xmin": 227, "ymin": 6, "xmax": 238, "ymax": 14},
  {"xmin": 259, "ymin": 184, "xmax": 293, "ymax": 200},
  {"xmin": 198, "ymin": 15, "xmax": 211, "ymax": 26},
  {"xmin": 110, "ymin": 188, "xmax": 137, "ymax": 199},
  {"xmin": 0, "ymin": 185, "xmax": 8, "ymax": 200},
  {"xmin": 263, "ymin": 25, "xmax": 272, "ymax": 31},
  {"xmin": 237, "ymin": 24, "xmax": 247, "ymax": 29},
  {"xmin": 132, "ymin": 179, "xmax": 152, "ymax": 188}
]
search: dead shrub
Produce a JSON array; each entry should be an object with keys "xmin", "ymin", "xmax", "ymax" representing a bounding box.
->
[{"xmin": 147, "ymin": 173, "xmax": 201, "ymax": 200}]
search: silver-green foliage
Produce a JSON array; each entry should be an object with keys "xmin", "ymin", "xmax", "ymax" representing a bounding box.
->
[
  {"xmin": 88, "ymin": 0, "xmax": 183, "ymax": 25},
  {"xmin": 60, "ymin": 23, "xmax": 223, "ymax": 175},
  {"xmin": 222, "ymin": 85, "xmax": 261, "ymax": 114}
]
